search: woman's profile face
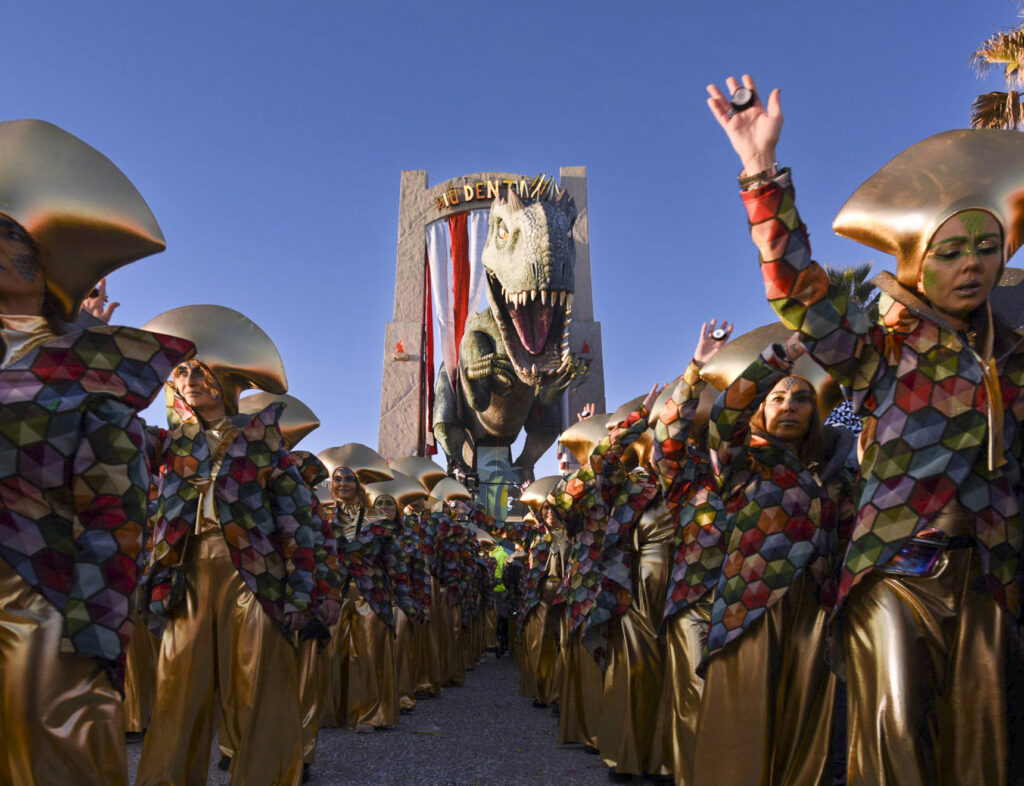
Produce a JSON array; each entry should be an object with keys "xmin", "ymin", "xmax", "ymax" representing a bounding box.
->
[
  {"xmin": 918, "ymin": 209, "xmax": 1002, "ymax": 320},
  {"xmin": 763, "ymin": 377, "xmax": 815, "ymax": 443}
]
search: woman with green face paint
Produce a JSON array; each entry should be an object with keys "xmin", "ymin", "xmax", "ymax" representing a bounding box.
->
[{"xmin": 708, "ymin": 73, "xmax": 1024, "ymax": 786}]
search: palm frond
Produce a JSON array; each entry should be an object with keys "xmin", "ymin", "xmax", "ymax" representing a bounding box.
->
[
  {"xmin": 970, "ymin": 90, "xmax": 1024, "ymax": 129},
  {"xmin": 970, "ymin": 27, "xmax": 1024, "ymax": 87}
]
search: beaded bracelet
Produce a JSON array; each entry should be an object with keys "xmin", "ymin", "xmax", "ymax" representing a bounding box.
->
[{"xmin": 738, "ymin": 163, "xmax": 779, "ymax": 190}]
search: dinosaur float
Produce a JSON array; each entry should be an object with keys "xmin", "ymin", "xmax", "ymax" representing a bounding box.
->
[{"xmin": 433, "ymin": 185, "xmax": 589, "ymax": 482}]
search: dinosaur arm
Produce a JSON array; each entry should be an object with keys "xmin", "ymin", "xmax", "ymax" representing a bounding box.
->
[{"xmin": 460, "ymin": 328, "xmax": 515, "ymax": 411}]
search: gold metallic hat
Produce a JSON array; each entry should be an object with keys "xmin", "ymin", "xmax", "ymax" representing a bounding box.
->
[
  {"xmin": 558, "ymin": 416, "xmax": 610, "ymax": 466},
  {"xmin": 468, "ymin": 524, "xmax": 495, "ymax": 546},
  {"xmin": 365, "ymin": 472, "xmax": 429, "ymax": 508},
  {"xmin": 833, "ymin": 129, "xmax": 1024, "ymax": 287},
  {"xmin": 430, "ymin": 477, "xmax": 471, "ymax": 502},
  {"xmin": 700, "ymin": 322, "xmax": 842, "ymax": 416},
  {"xmin": 318, "ymin": 444, "xmax": 394, "ymax": 484},
  {"xmin": 143, "ymin": 305, "xmax": 287, "ymax": 412},
  {"xmin": 389, "ymin": 456, "xmax": 448, "ymax": 492},
  {"xmin": 238, "ymin": 392, "xmax": 319, "ymax": 450},
  {"xmin": 0, "ymin": 120, "xmax": 165, "ymax": 321},
  {"xmin": 520, "ymin": 475, "xmax": 561, "ymax": 510}
]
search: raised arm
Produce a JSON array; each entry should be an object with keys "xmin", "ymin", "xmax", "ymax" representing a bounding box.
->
[{"xmin": 708, "ymin": 74, "xmax": 887, "ymax": 395}]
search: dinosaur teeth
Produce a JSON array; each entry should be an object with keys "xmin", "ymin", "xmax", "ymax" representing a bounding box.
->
[
  {"xmin": 540, "ymin": 290, "xmax": 547, "ymax": 305},
  {"xmin": 530, "ymin": 289, "xmax": 536, "ymax": 302},
  {"xmin": 531, "ymin": 363, "xmax": 537, "ymax": 376}
]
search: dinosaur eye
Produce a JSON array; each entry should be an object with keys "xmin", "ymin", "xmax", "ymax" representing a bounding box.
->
[{"xmin": 497, "ymin": 222, "xmax": 508, "ymax": 241}]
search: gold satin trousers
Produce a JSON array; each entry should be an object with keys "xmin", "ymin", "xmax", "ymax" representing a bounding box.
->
[
  {"xmin": 337, "ymin": 583, "xmax": 398, "ymax": 728},
  {"xmin": 124, "ymin": 609, "xmax": 159, "ymax": 734},
  {"xmin": 297, "ymin": 637, "xmax": 321, "ymax": 763},
  {"xmin": 416, "ymin": 581, "xmax": 444, "ymax": 697},
  {"xmin": 843, "ymin": 547, "xmax": 1012, "ymax": 786},
  {"xmin": 692, "ymin": 574, "xmax": 835, "ymax": 786},
  {"xmin": 0, "ymin": 559, "xmax": 127, "ymax": 786},
  {"xmin": 394, "ymin": 606, "xmax": 417, "ymax": 711},
  {"xmin": 438, "ymin": 589, "xmax": 465, "ymax": 687},
  {"xmin": 656, "ymin": 600, "xmax": 711, "ymax": 786},
  {"xmin": 557, "ymin": 627, "xmax": 603, "ymax": 748},
  {"xmin": 135, "ymin": 530, "xmax": 303, "ymax": 786},
  {"xmin": 518, "ymin": 578, "xmax": 563, "ymax": 704}
]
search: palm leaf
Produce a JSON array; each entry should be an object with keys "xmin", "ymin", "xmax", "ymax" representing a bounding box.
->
[
  {"xmin": 970, "ymin": 26, "xmax": 1024, "ymax": 88},
  {"xmin": 970, "ymin": 90, "xmax": 1024, "ymax": 129}
]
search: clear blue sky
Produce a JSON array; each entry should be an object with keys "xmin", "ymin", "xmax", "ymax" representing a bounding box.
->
[{"xmin": 8, "ymin": 1, "xmax": 1020, "ymax": 475}]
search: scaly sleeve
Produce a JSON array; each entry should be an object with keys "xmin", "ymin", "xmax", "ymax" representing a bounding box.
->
[
  {"xmin": 744, "ymin": 171, "xmax": 888, "ymax": 400},
  {"xmin": 653, "ymin": 360, "xmax": 706, "ymax": 502},
  {"xmin": 269, "ymin": 452, "xmax": 317, "ymax": 616},
  {"xmin": 591, "ymin": 407, "xmax": 651, "ymax": 507}
]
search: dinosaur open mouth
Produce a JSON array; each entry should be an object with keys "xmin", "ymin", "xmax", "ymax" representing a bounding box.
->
[{"xmin": 486, "ymin": 272, "xmax": 571, "ymax": 384}]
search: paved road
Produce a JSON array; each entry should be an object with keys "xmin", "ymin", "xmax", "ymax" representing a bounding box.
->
[{"xmin": 127, "ymin": 652, "xmax": 618, "ymax": 785}]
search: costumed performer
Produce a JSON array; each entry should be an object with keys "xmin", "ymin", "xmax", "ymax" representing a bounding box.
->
[
  {"xmin": 136, "ymin": 305, "xmax": 318, "ymax": 786},
  {"xmin": 691, "ymin": 327, "xmax": 854, "ymax": 786},
  {"xmin": 648, "ymin": 319, "xmax": 731, "ymax": 786},
  {"xmin": 708, "ymin": 72, "xmax": 1024, "ymax": 786},
  {"xmin": 0, "ymin": 119, "xmax": 193, "ymax": 786}
]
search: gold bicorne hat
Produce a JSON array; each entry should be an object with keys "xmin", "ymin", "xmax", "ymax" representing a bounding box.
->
[
  {"xmin": 430, "ymin": 477, "xmax": 471, "ymax": 503},
  {"xmin": 238, "ymin": 392, "xmax": 319, "ymax": 450},
  {"xmin": 558, "ymin": 415, "xmax": 611, "ymax": 467},
  {"xmin": 143, "ymin": 304, "xmax": 287, "ymax": 412},
  {"xmin": 389, "ymin": 456, "xmax": 448, "ymax": 492},
  {"xmin": 0, "ymin": 120, "xmax": 165, "ymax": 321},
  {"xmin": 700, "ymin": 322, "xmax": 842, "ymax": 417},
  {"xmin": 365, "ymin": 471, "xmax": 429, "ymax": 508},
  {"xmin": 519, "ymin": 475, "xmax": 561, "ymax": 511},
  {"xmin": 833, "ymin": 129, "xmax": 1024, "ymax": 288},
  {"xmin": 318, "ymin": 443, "xmax": 394, "ymax": 484}
]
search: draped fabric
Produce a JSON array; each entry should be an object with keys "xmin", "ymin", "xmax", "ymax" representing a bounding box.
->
[{"xmin": 425, "ymin": 208, "xmax": 490, "ymax": 382}]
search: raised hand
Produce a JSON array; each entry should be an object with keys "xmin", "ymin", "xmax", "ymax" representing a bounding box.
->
[
  {"xmin": 693, "ymin": 318, "xmax": 733, "ymax": 366},
  {"xmin": 706, "ymin": 74, "xmax": 783, "ymax": 175},
  {"xmin": 80, "ymin": 277, "xmax": 120, "ymax": 323},
  {"xmin": 642, "ymin": 383, "xmax": 664, "ymax": 413},
  {"xmin": 577, "ymin": 402, "xmax": 596, "ymax": 421}
]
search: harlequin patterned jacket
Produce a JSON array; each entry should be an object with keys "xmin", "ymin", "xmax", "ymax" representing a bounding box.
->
[
  {"xmin": 743, "ymin": 172, "xmax": 1024, "ymax": 620},
  {"xmin": 338, "ymin": 511, "xmax": 411, "ymax": 629},
  {"xmin": 653, "ymin": 361, "xmax": 728, "ymax": 621},
  {"xmin": 397, "ymin": 513, "xmax": 431, "ymax": 623},
  {"xmin": 583, "ymin": 410, "xmax": 660, "ymax": 666},
  {"xmin": 706, "ymin": 346, "xmax": 855, "ymax": 657},
  {"xmin": 144, "ymin": 396, "xmax": 320, "ymax": 637},
  {"xmin": 519, "ymin": 529, "xmax": 554, "ymax": 626},
  {"xmin": 0, "ymin": 326, "xmax": 194, "ymax": 683},
  {"xmin": 289, "ymin": 452, "xmax": 343, "ymax": 614},
  {"xmin": 550, "ymin": 463, "xmax": 610, "ymax": 634}
]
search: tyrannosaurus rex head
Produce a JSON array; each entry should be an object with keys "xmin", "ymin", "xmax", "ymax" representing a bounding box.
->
[{"xmin": 482, "ymin": 186, "xmax": 577, "ymax": 386}]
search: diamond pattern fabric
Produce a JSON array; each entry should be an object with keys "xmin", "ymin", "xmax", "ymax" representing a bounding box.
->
[
  {"xmin": 743, "ymin": 172, "xmax": 1024, "ymax": 621},
  {"xmin": 0, "ymin": 326, "xmax": 194, "ymax": 685}
]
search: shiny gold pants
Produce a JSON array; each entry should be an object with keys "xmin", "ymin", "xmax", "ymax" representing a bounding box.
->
[
  {"xmin": 557, "ymin": 627, "xmax": 602, "ymax": 748},
  {"xmin": 598, "ymin": 605, "xmax": 666, "ymax": 775},
  {"xmin": 692, "ymin": 574, "xmax": 834, "ymax": 786},
  {"xmin": 485, "ymin": 605, "xmax": 497, "ymax": 649},
  {"xmin": 518, "ymin": 581, "xmax": 563, "ymax": 703},
  {"xmin": 318, "ymin": 616, "xmax": 345, "ymax": 727},
  {"xmin": 136, "ymin": 531, "xmax": 303, "ymax": 786},
  {"xmin": 0, "ymin": 559, "xmax": 127, "ymax": 786},
  {"xmin": 655, "ymin": 601, "xmax": 710, "ymax": 786},
  {"xmin": 297, "ymin": 638, "xmax": 321, "ymax": 763},
  {"xmin": 843, "ymin": 547, "xmax": 1010, "ymax": 786},
  {"xmin": 338, "ymin": 584, "xmax": 398, "ymax": 728},
  {"xmin": 439, "ymin": 590, "xmax": 465, "ymax": 686},
  {"xmin": 124, "ymin": 609, "xmax": 159, "ymax": 734},
  {"xmin": 417, "ymin": 581, "xmax": 444, "ymax": 696},
  {"xmin": 394, "ymin": 606, "xmax": 417, "ymax": 711}
]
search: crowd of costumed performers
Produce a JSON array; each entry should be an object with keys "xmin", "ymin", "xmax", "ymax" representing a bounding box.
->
[{"xmin": 3, "ymin": 65, "xmax": 1024, "ymax": 786}]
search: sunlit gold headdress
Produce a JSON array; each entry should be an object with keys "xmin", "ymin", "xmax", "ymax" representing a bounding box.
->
[
  {"xmin": 389, "ymin": 456, "xmax": 448, "ymax": 492},
  {"xmin": 519, "ymin": 475, "xmax": 560, "ymax": 511},
  {"xmin": 557, "ymin": 416, "xmax": 610, "ymax": 466},
  {"xmin": 700, "ymin": 322, "xmax": 842, "ymax": 417},
  {"xmin": 365, "ymin": 471, "xmax": 429, "ymax": 508},
  {"xmin": 834, "ymin": 129, "xmax": 1024, "ymax": 287},
  {"xmin": 238, "ymin": 392, "xmax": 319, "ymax": 449},
  {"xmin": 142, "ymin": 304, "xmax": 287, "ymax": 413},
  {"xmin": 430, "ymin": 477, "xmax": 471, "ymax": 502},
  {"xmin": 318, "ymin": 443, "xmax": 394, "ymax": 484},
  {"xmin": 0, "ymin": 119, "xmax": 165, "ymax": 320}
]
